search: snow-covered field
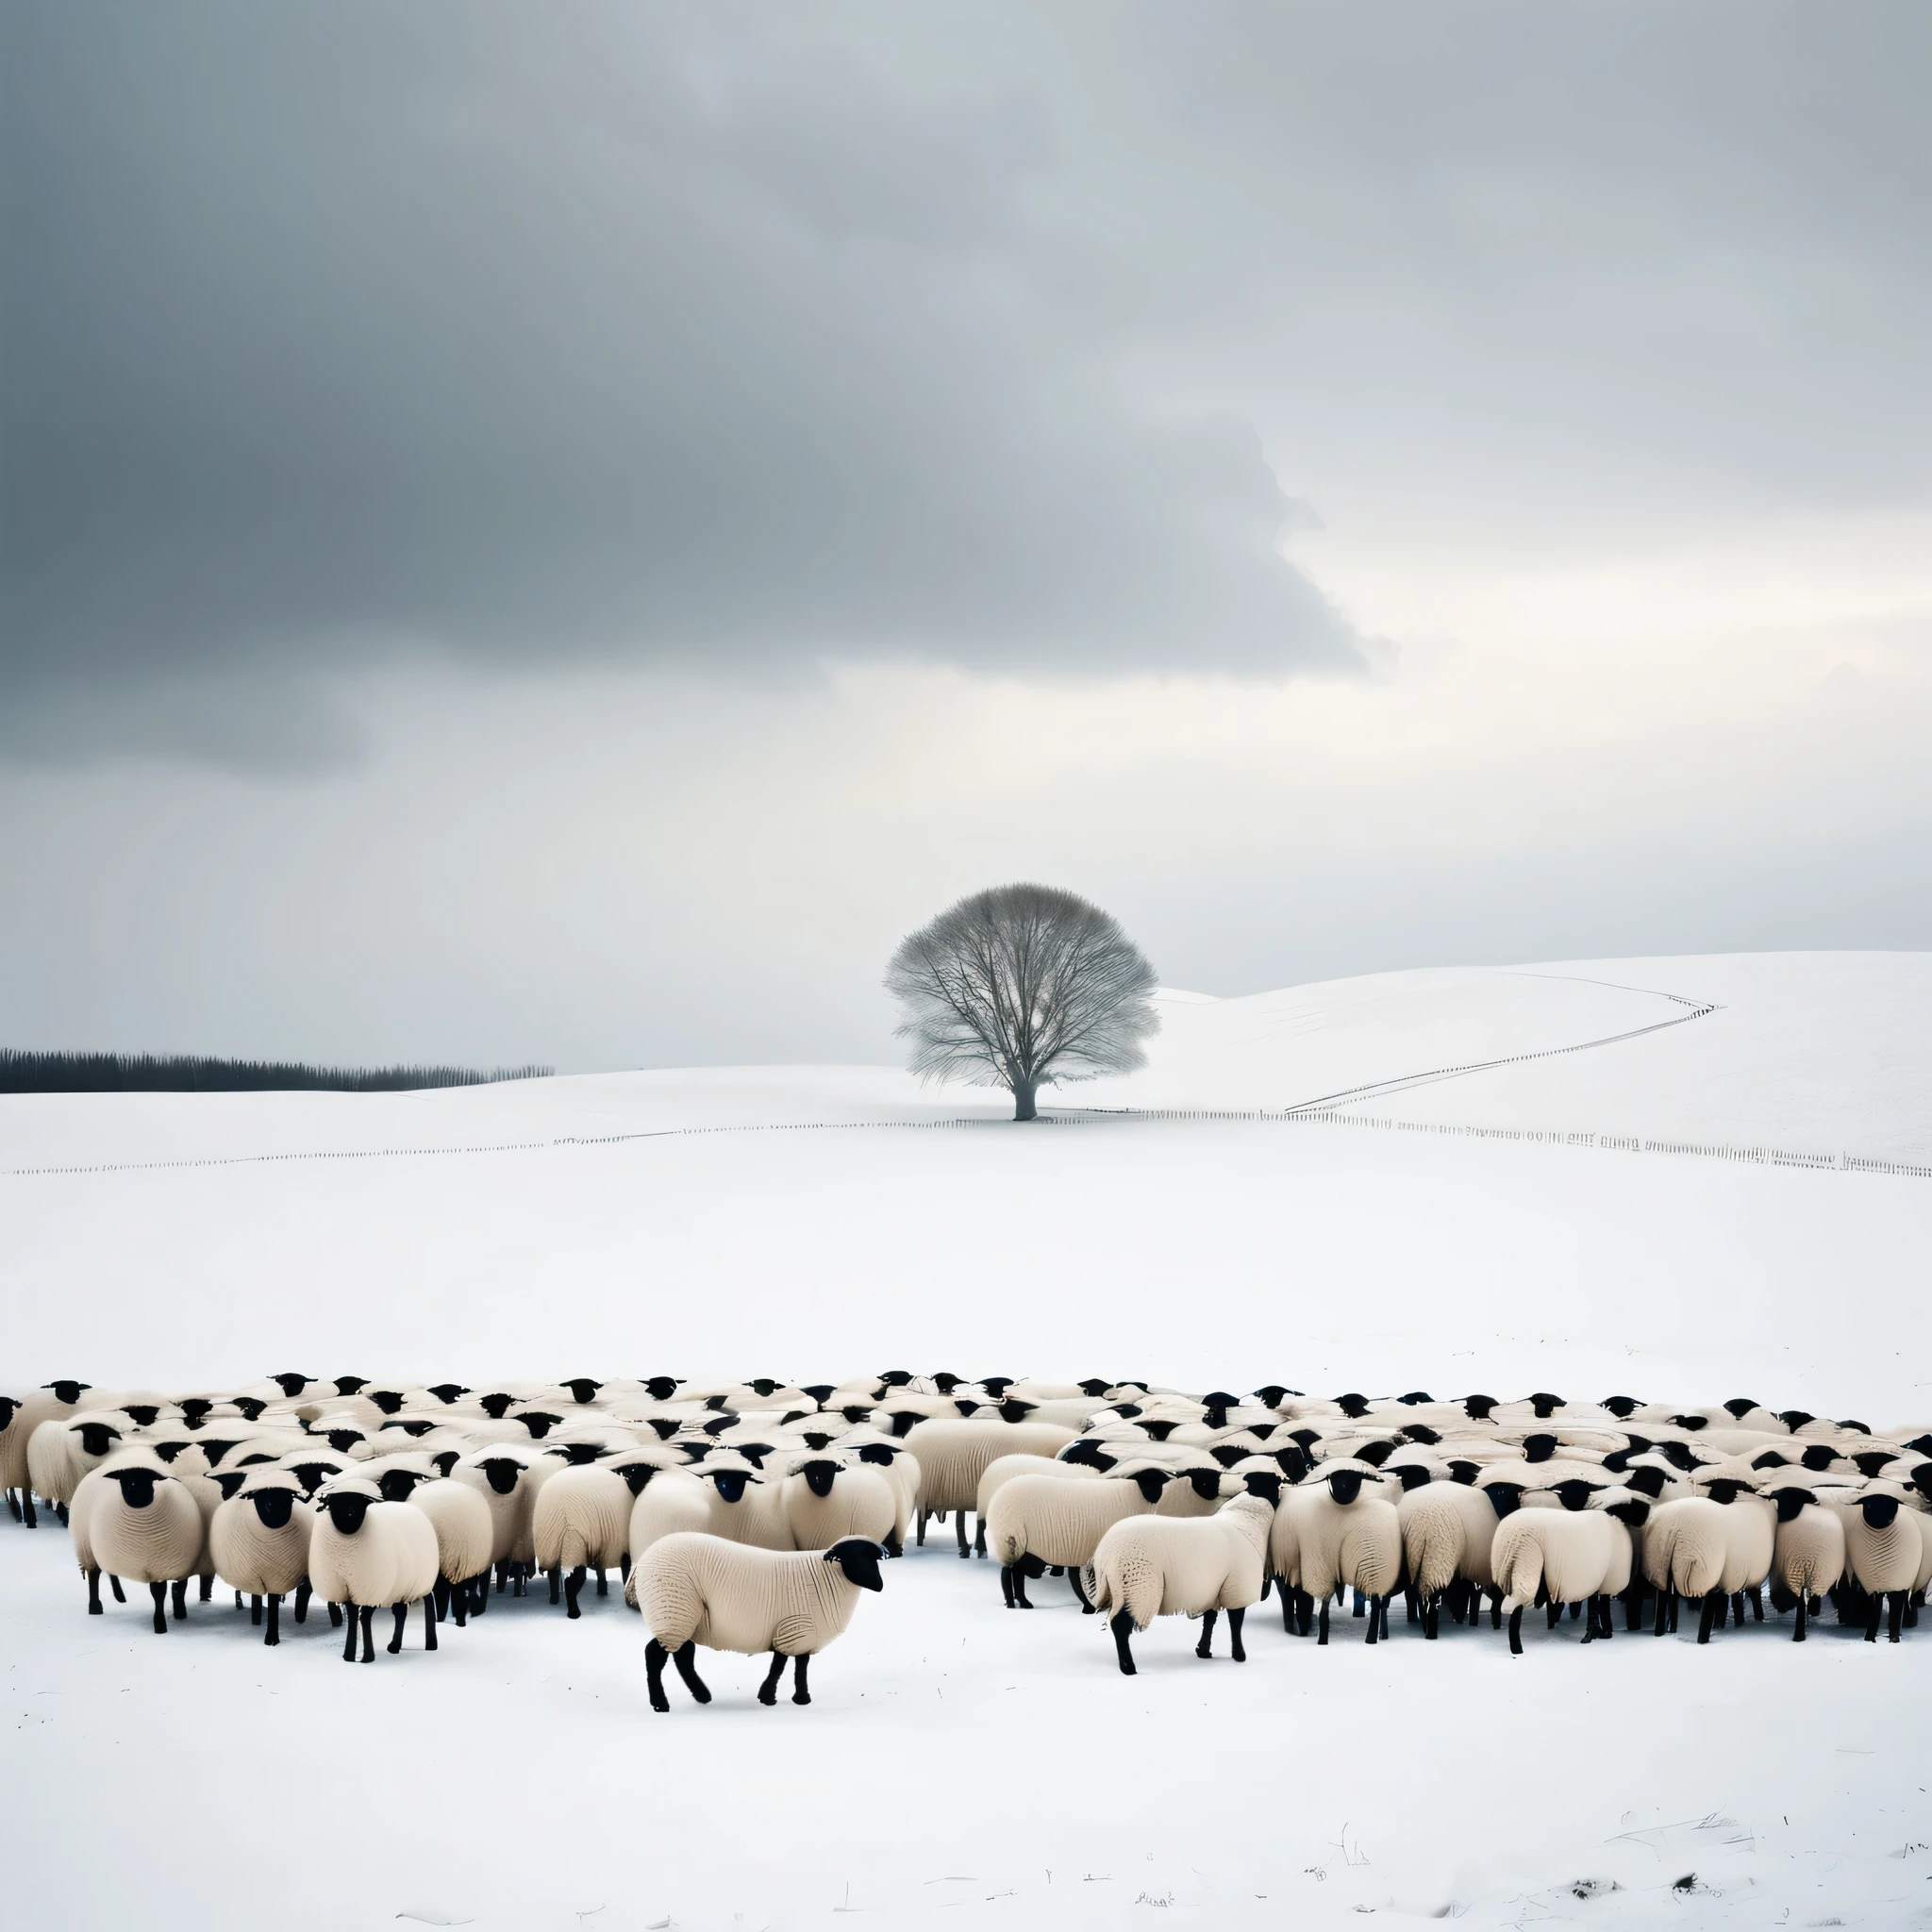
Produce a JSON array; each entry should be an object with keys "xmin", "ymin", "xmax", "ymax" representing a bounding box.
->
[{"xmin": 6, "ymin": 952, "xmax": 1932, "ymax": 1929}]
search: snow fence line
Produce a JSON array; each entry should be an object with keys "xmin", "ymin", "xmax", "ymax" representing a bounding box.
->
[
  {"xmin": 1069, "ymin": 1107, "xmax": 1932, "ymax": 1179},
  {"xmin": 3, "ymin": 1107, "xmax": 1930, "ymax": 1182}
]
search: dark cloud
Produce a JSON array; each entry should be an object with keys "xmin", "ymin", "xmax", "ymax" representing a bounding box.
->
[
  {"xmin": 4, "ymin": 2, "xmax": 1926, "ymax": 765},
  {"xmin": 0, "ymin": 3, "xmax": 1354, "ymax": 761}
]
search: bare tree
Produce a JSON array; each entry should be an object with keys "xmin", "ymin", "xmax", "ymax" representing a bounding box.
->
[{"xmin": 884, "ymin": 884, "xmax": 1158, "ymax": 1121}]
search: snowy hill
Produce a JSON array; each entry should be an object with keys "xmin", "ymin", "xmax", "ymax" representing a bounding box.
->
[
  {"xmin": 6, "ymin": 951, "xmax": 1932, "ymax": 1932},
  {"xmin": 4, "ymin": 952, "xmax": 1927, "ymax": 1409}
]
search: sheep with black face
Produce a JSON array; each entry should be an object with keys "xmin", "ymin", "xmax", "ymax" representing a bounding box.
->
[{"xmin": 634, "ymin": 1535, "xmax": 885, "ymax": 1711}]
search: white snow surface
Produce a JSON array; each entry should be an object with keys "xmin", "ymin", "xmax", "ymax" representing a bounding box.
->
[{"xmin": 5, "ymin": 950, "xmax": 1932, "ymax": 1929}]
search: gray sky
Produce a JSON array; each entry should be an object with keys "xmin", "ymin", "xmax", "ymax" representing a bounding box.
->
[{"xmin": 3, "ymin": 3, "xmax": 1929, "ymax": 1069}]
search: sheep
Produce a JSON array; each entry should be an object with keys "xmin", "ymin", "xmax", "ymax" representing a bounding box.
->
[
  {"xmin": 635, "ymin": 1534, "xmax": 885, "ymax": 1711},
  {"xmin": 696, "ymin": 1462, "xmax": 795, "ymax": 1552},
  {"xmin": 1491, "ymin": 1493, "xmax": 1650, "ymax": 1653},
  {"xmin": 532, "ymin": 1462, "xmax": 634, "ymax": 1615},
  {"xmin": 87, "ymin": 1467, "xmax": 206, "ymax": 1633},
  {"xmin": 454, "ymin": 1448, "xmax": 537, "ymax": 1590},
  {"xmin": 3, "ymin": 1380, "xmax": 94, "ymax": 1523},
  {"xmin": 1155, "ymin": 1466, "xmax": 1233, "ymax": 1518},
  {"xmin": 626, "ymin": 1467, "xmax": 717, "ymax": 1579},
  {"xmin": 1277, "ymin": 1469, "xmax": 1403, "ymax": 1643},
  {"xmin": 985, "ymin": 1468, "xmax": 1171, "ymax": 1609},
  {"xmin": 1840, "ymin": 1488, "xmax": 1920, "ymax": 1641},
  {"xmin": 780, "ymin": 1459, "xmax": 897, "ymax": 1555},
  {"xmin": 1090, "ymin": 1492, "xmax": 1275, "ymax": 1674},
  {"xmin": 903, "ymin": 1419, "xmax": 1076, "ymax": 1557},
  {"xmin": 974, "ymin": 1452, "xmax": 1100, "ymax": 1524},
  {"xmin": 208, "ymin": 1471, "xmax": 314, "ymax": 1642},
  {"xmin": 846, "ymin": 1441, "xmax": 919, "ymax": 1556},
  {"xmin": 1641, "ymin": 1493, "xmax": 1770, "ymax": 1641},
  {"xmin": 1397, "ymin": 1476, "xmax": 1502, "ymax": 1637},
  {"xmin": 69, "ymin": 1450, "xmax": 165, "ymax": 1613},
  {"xmin": 28, "ymin": 1412, "xmax": 127, "ymax": 1519},
  {"xmin": 379, "ymin": 1472, "xmax": 495, "ymax": 1624},
  {"xmin": 1763, "ymin": 1485, "xmax": 1844, "ymax": 1640},
  {"xmin": 308, "ymin": 1482, "xmax": 441, "ymax": 1662}
]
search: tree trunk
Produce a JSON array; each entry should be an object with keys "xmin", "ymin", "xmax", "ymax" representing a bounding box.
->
[{"xmin": 1011, "ymin": 1078, "xmax": 1039, "ymax": 1122}]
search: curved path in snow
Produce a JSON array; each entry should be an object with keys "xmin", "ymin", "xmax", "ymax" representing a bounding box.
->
[{"xmin": 1268, "ymin": 972, "xmax": 1719, "ymax": 1116}]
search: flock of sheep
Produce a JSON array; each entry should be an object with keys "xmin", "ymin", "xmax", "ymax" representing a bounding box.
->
[{"xmin": 5, "ymin": 1372, "xmax": 1930, "ymax": 1705}]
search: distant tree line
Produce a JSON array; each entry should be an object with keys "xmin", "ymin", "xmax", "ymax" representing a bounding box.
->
[{"xmin": 0, "ymin": 1050, "xmax": 553, "ymax": 1095}]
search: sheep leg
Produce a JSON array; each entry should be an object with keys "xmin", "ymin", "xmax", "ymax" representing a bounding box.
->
[
  {"xmin": 1697, "ymin": 1592, "xmax": 1719, "ymax": 1644},
  {"xmin": 341, "ymin": 1602, "xmax": 359, "ymax": 1659},
  {"xmin": 359, "ymin": 1605, "xmax": 376, "ymax": 1662},
  {"xmin": 565, "ymin": 1566, "xmax": 586, "ymax": 1619},
  {"xmin": 433, "ymin": 1575, "xmax": 449, "ymax": 1623},
  {"xmin": 594, "ymin": 1566, "xmax": 608, "ymax": 1597},
  {"xmin": 758, "ymin": 1650, "xmax": 788, "ymax": 1706},
  {"xmin": 1793, "ymin": 1595, "xmax": 1807, "ymax": 1641},
  {"xmin": 1068, "ymin": 1565, "xmax": 1093, "ymax": 1613},
  {"xmin": 169, "ymin": 1578, "xmax": 187, "ymax": 1621},
  {"xmin": 884, "ymin": 1530, "xmax": 903, "ymax": 1557},
  {"xmin": 108, "ymin": 1573, "xmax": 125, "ymax": 1603},
  {"xmin": 1906, "ymin": 1592, "xmax": 1920, "ymax": 1630},
  {"xmin": 1490, "ymin": 1589, "xmax": 1502, "ymax": 1630},
  {"xmin": 645, "ymin": 1639, "xmax": 672, "ymax": 1711},
  {"xmin": 974, "ymin": 1517, "xmax": 987, "ymax": 1558},
  {"xmin": 671, "ymin": 1641, "xmax": 711, "ymax": 1703},
  {"xmin": 1889, "ymin": 1591, "xmax": 1905, "ymax": 1643},
  {"xmin": 388, "ymin": 1604, "xmax": 408, "ymax": 1655},
  {"xmin": 1424, "ymin": 1593, "xmax": 1439, "ymax": 1641},
  {"xmin": 56, "ymin": 1502, "xmax": 68, "ymax": 1525},
  {"xmin": 1404, "ymin": 1584, "xmax": 1418, "ymax": 1624},
  {"xmin": 1378, "ymin": 1596, "xmax": 1391, "ymax": 1640},
  {"xmin": 548, "ymin": 1567, "xmax": 562, "ymax": 1606},
  {"xmin": 916, "ymin": 1508, "xmax": 927, "ymax": 1546},
  {"xmin": 1365, "ymin": 1596, "xmax": 1379, "ymax": 1646},
  {"xmin": 87, "ymin": 1568, "xmax": 102, "ymax": 1615},
  {"xmin": 327, "ymin": 1599, "xmax": 343, "ymax": 1628},
  {"xmin": 1012, "ymin": 1565, "xmax": 1033, "ymax": 1608},
  {"xmin": 1280, "ymin": 1581, "xmax": 1295, "ymax": 1633},
  {"xmin": 423, "ymin": 1595, "xmax": 438, "ymax": 1651},
  {"xmin": 199, "ymin": 1574, "xmax": 212, "ymax": 1603},
  {"xmin": 1748, "ymin": 1586, "xmax": 1764, "ymax": 1623},
  {"xmin": 1109, "ymin": 1609, "xmax": 1138, "ymax": 1675},
  {"xmin": 1668, "ymin": 1591, "xmax": 1680, "ymax": 1633},
  {"xmin": 1865, "ymin": 1591, "xmax": 1883, "ymax": 1642},
  {"xmin": 956, "ymin": 1512, "xmax": 970, "ymax": 1558},
  {"xmin": 1000, "ymin": 1564, "xmax": 1017, "ymax": 1608},
  {"xmin": 1317, "ymin": 1596, "xmax": 1330, "ymax": 1646},
  {"xmin": 5, "ymin": 1489, "xmax": 17, "ymax": 1521},
  {"xmin": 1507, "ymin": 1605, "xmax": 1524, "ymax": 1656},
  {"xmin": 1258, "ymin": 1573, "xmax": 1272, "ymax": 1601},
  {"xmin": 451, "ymin": 1578, "xmax": 468, "ymax": 1628},
  {"xmin": 149, "ymin": 1582, "xmax": 169, "ymax": 1634},
  {"xmin": 1352, "ymin": 1588, "xmax": 1365, "ymax": 1619},
  {"xmin": 250, "ymin": 1594, "xmax": 262, "ymax": 1626},
  {"xmin": 264, "ymin": 1594, "xmax": 280, "ymax": 1646},
  {"xmin": 620, "ymin": 1553, "xmax": 631, "ymax": 1583},
  {"xmin": 1228, "ymin": 1607, "xmax": 1247, "ymax": 1661},
  {"xmin": 1546, "ymin": 1599, "xmax": 1561, "ymax": 1631},
  {"xmin": 21, "ymin": 1491, "xmax": 37, "ymax": 1528},
  {"xmin": 791, "ymin": 1653, "xmax": 811, "ymax": 1706},
  {"xmin": 1196, "ymin": 1607, "xmax": 1218, "ymax": 1658}
]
